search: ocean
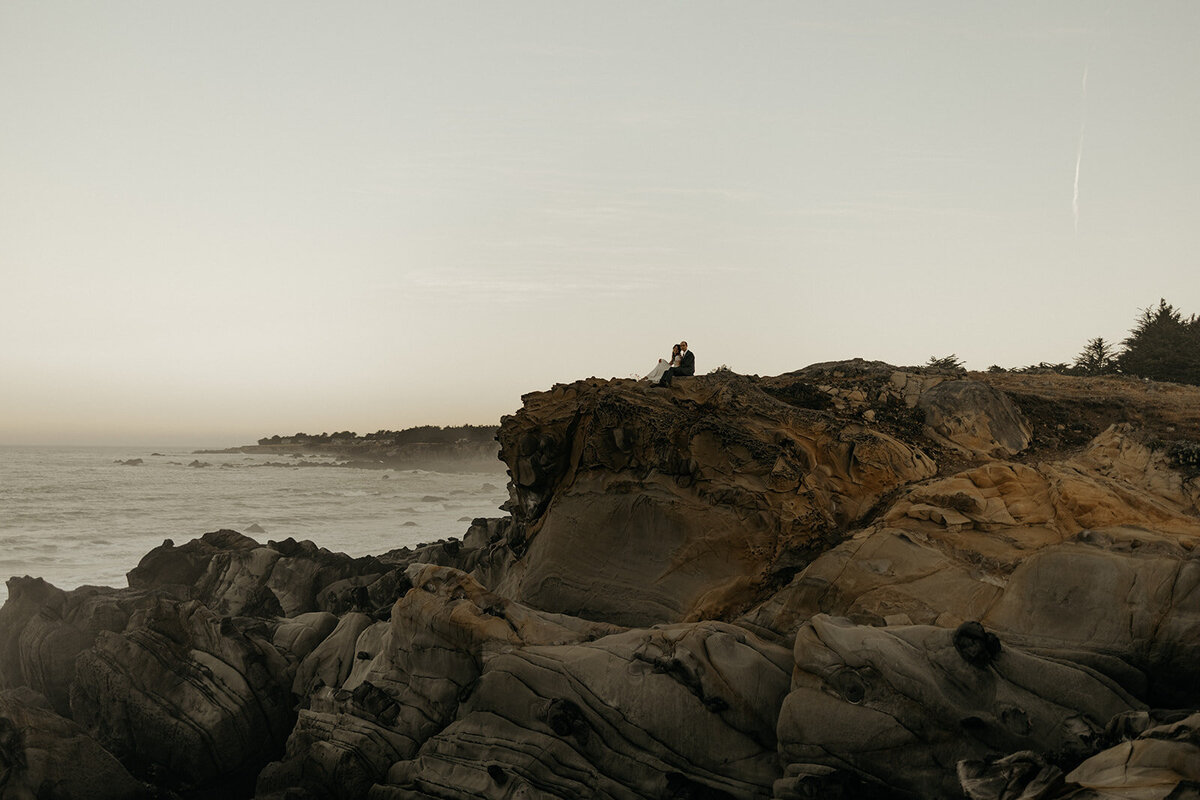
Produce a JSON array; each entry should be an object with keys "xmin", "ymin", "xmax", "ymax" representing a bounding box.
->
[{"xmin": 0, "ymin": 445, "xmax": 511, "ymax": 604}]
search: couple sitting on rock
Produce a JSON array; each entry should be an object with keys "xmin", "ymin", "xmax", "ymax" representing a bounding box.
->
[{"xmin": 642, "ymin": 341, "xmax": 695, "ymax": 387}]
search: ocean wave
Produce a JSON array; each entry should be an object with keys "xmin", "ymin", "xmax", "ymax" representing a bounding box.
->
[{"xmin": 0, "ymin": 445, "xmax": 505, "ymax": 604}]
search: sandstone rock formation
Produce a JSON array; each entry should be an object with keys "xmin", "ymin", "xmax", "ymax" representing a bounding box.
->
[
  {"xmin": 376, "ymin": 618, "xmax": 791, "ymax": 799},
  {"xmin": 741, "ymin": 420, "xmax": 1200, "ymax": 707},
  {"xmin": 2, "ymin": 363, "xmax": 1199, "ymax": 799},
  {"xmin": 777, "ymin": 616, "xmax": 1139, "ymax": 798},
  {"xmin": 1065, "ymin": 711, "xmax": 1200, "ymax": 799},
  {"xmin": 257, "ymin": 564, "xmax": 620, "ymax": 799},
  {"xmin": 490, "ymin": 372, "xmax": 936, "ymax": 626},
  {"xmin": 916, "ymin": 378, "xmax": 1033, "ymax": 457}
]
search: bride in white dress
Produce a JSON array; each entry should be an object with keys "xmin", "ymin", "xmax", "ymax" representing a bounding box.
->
[{"xmin": 642, "ymin": 344, "xmax": 682, "ymax": 382}]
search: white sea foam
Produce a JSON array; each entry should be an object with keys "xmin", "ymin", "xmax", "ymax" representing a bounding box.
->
[{"xmin": 0, "ymin": 446, "xmax": 510, "ymax": 604}]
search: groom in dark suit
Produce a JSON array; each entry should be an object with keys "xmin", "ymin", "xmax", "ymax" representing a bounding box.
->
[{"xmin": 658, "ymin": 341, "xmax": 695, "ymax": 386}]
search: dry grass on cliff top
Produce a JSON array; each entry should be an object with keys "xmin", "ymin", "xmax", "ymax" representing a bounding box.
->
[{"xmin": 973, "ymin": 370, "xmax": 1200, "ymax": 457}]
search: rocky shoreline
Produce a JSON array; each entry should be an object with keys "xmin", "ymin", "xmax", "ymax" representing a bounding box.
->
[
  {"xmin": 2, "ymin": 362, "xmax": 1199, "ymax": 799},
  {"xmin": 194, "ymin": 441, "xmax": 501, "ymax": 473}
]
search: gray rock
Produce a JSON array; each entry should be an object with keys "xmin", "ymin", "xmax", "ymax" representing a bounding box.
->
[
  {"xmin": 69, "ymin": 598, "xmax": 295, "ymax": 792},
  {"xmin": 128, "ymin": 531, "xmax": 393, "ymax": 618},
  {"xmin": 258, "ymin": 565, "xmax": 620, "ymax": 800},
  {"xmin": 917, "ymin": 379, "xmax": 1032, "ymax": 457},
  {"xmin": 377, "ymin": 618, "xmax": 792, "ymax": 799},
  {"xmin": 0, "ymin": 687, "xmax": 151, "ymax": 799},
  {"xmin": 777, "ymin": 615, "xmax": 1140, "ymax": 799}
]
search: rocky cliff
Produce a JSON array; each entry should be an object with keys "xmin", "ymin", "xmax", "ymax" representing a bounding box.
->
[{"xmin": 2, "ymin": 362, "xmax": 1199, "ymax": 799}]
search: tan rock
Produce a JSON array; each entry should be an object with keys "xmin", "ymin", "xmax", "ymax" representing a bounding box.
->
[
  {"xmin": 741, "ymin": 527, "xmax": 1003, "ymax": 631},
  {"xmin": 491, "ymin": 374, "xmax": 936, "ymax": 626},
  {"xmin": 1066, "ymin": 712, "xmax": 1200, "ymax": 799}
]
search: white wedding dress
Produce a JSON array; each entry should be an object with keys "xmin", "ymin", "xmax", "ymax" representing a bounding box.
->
[{"xmin": 642, "ymin": 357, "xmax": 681, "ymax": 382}]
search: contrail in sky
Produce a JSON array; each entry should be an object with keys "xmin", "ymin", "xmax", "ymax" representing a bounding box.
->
[{"xmin": 1073, "ymin": 64, "xmax": 1088, "ymax": 234}]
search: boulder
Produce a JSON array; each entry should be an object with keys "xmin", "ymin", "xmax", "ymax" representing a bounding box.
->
[
  {"xmin": 0, "ymin": 687, "xmax": 150, "ymax": 800},
  {"xmin": 128, "ymin": 531, "xmax": 396, "ymax": 617},
  {"xmin": 983, "ymin": 536, "xmax": 1200, "ymax": 707},
  {"xmin": 0, "ymin": 581, "xmax": 162, "ymax": 717},
  {"xmin": 776, "ymin": 615, "xmax": 1141, "ymax": 799},
  {"xmin": 0, "ymin": 577, "xmax": 68, "ymax": 692},
  {"xmin": 126, "ymin": 529, "xmax": 260, "ymax": 593},
  {"xmin": 956, "ymin": 751, "xmax": 1065, "ymax": 800},
  {"xmin": 273, "ymin": 611, "xmax": 341, "ymax": 663},
  {"xmin": 291, "ymin": 611, "xmax": 375, "ymax": 697},
  {"xmin": 917, "ymin": 379, "xmax": 1033, "ymax": 458}
]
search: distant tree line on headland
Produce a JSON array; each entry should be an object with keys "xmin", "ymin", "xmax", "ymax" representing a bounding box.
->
[
  {"xmin": 930, "ymin": 299, "xmax": 1200, "ymax": 385},
  {"xmin": 257, "ymin": 425, "xmax": 498, "ymax": 447}
]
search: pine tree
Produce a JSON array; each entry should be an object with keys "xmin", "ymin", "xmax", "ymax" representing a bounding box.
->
[
  {"xmin": 1117, "ymin": 299, "xmax": 1200, "ymax": 385},
  {"xmin": 1073, "ymin": 337, "xmax": 1117, "ymax": 375}
]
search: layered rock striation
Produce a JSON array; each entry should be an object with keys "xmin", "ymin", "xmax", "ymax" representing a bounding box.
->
[
  {"xmin": 489, "ymin": 370, "xmax": 937, "ymax": 626},
  {"xmin": 2, "ymin": 362, "xmax": 1199, "ymax": 799}
]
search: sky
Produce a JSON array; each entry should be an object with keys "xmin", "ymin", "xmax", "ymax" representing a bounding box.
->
[{"xmin": 2, "ymin": 2, "xmax": 1198, "ymax": 445}]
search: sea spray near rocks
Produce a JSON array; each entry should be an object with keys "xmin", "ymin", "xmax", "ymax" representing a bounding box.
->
[
  {"xmin": 0, "ymin": 447, "xmax": 510, "ymax": 604},
  {"xmin": 1, "ymin": 363, "xmax": 1199, "ymax": 798}
]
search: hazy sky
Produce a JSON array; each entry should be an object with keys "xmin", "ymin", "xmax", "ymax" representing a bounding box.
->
[{"xmin": 3, "ymin": 2, "xmax": 1197, "ymax": 445}]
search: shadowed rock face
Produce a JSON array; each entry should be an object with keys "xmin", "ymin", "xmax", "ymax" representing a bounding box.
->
[
  {"xmin": 257, "ymin": 564, "xmax": 620, "ymax": 800},
  {"xmin": 0, "ymin": 687, "xmax": 151, "ymax": 799},
  {"xmin": 492, "ymin": 373, "xmax": 937, "ymax": 625},
  {"xmin": 0, "ymin": 576, "xmax": 338, "ymax": 796},
  {"xmin": 69, "ymin": 597, "xmax": 296, "ymax": 791},
  {"xmin": 1065, "ymin": 711, "xmax": 1200, "ymax": 797},
  {"xmin": 0, "ymin": 581, "xmax": 194, "ymax": 719},
  {"xmin": 128, "ymin": 530, "xmax": 395, "ymax": 617}
]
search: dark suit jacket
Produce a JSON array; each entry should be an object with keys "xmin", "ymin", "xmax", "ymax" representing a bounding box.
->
[{"xmin": 677, "ymin": 349, "xmax": 695, "ymax": 376}]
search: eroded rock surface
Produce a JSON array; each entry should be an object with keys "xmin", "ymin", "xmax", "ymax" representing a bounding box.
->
[
  {"xmin": 917, "ymin": 378, "xmax": 1033, "ymax": 457},
  {"xmin": 742, "ymin": 422, "xmax": 1200, "ymax": 706},
  {"xmin": 69, "ymin": 597, "xmax": 296, "ymax": 791},
  {"xmin": 128, "ymin": 530, "xmax": 396, "ymax": 617},
  {"xmin": 0, "ymin": 572, "xmax": 333, "ymax": 795},
  {"xmin": 378, "ymin": 617, "xmax": 792, "ymax": 799},
  {"xmin": 778, "ymin": 616, "xmax": 1140, "ymax": 799},
  {"xmin": 257, "ymin": 564, "xmax": 620, "ymax": 799},
  {"xmin": 2, "ymin": 362, "xmax": 1199, "ymax": 800},
  {"xmin": 1065, "ymin": 711, "xmax": 1200, "ymax": 799},
  {"xmin": 490, "ymin": 372, "xmax": 936, "ymax": 626}
]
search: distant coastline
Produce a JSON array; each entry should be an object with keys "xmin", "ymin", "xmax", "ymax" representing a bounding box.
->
[{"xmin": 195, "ymin": 424, "xmax": 502, "ymax": 472}]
